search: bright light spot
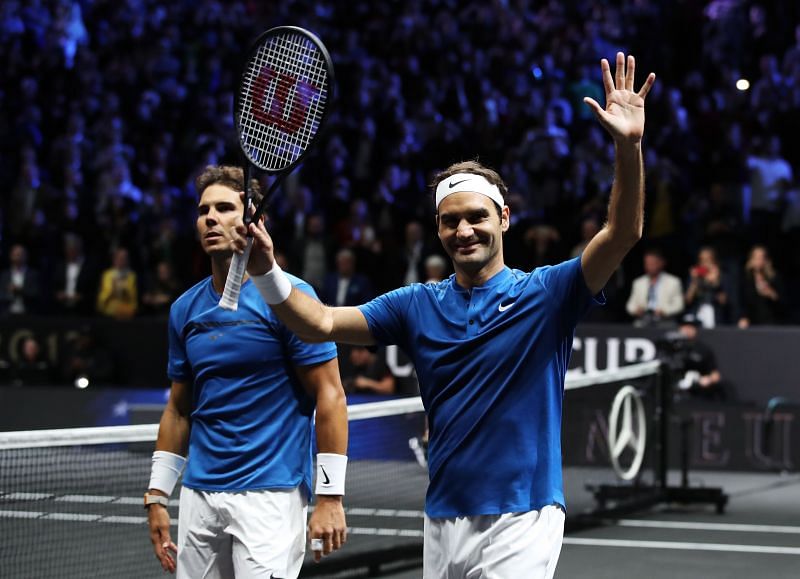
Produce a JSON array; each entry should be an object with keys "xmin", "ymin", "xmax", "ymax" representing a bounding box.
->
[
  {"xmin": 75, "ymin": 376, "xmax": 89, "ymax": 389},
  {"xmin": 736, "ymin": 78, "xmax": 750, "ymax": 91}
]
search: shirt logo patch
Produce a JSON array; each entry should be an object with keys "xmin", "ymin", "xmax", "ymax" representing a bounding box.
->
[{"xmin": 498, "ymin": 300, "xmax": 516, "ymax": 312}]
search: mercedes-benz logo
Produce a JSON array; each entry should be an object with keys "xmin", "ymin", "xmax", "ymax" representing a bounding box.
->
[{"xmin": 608, "ymin": 385, "xmax": 647, "ymax": 481}]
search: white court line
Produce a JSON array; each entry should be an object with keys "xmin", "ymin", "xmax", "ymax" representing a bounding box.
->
[
  {"xmin": 564, "ymin": 537, "xmax": 800, "ymax": 556},
  {"xmin": 611, "ymin": 519, "xmax": 800, "ymax": 534},
  {"xmin": 0, "ymin": 510, "xmax": 424, "ymax": 539}
]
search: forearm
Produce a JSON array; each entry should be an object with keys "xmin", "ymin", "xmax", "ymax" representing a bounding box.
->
[
  {"xmin": 314, "ymin": 383, "xmax": 348, "ymax": 455},
  {"xmin": 155, "ymin": 406, "xmax": 190, "ymax": 456},
  {"xmin": 606, "ymin": 141, "xmax": 644, "ymax": 245},
  {"xmin": 272, "ymin": 288, "xmax": 335, "ymax": 343}
]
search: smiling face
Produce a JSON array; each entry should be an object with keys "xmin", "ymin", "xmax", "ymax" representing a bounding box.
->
[
  {"xmin": 436, "ymin": 192, "xmax": 509, "ymax": 283},
  {"xmin": 196, "ymin": 183, "xmax": 244, "ymax": 257}
]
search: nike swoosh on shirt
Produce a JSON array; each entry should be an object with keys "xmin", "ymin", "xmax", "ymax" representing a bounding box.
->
[
  {"xmin": 498, "ymin": 301, "xmax": 516, "ymax": 312},
  {"xmin": 448, "ymin": 178, "xmax": 470, "ymax": 189},
  {"xmin": 321, "ymin": 465, "xmax": 331, "ymax": 485}
]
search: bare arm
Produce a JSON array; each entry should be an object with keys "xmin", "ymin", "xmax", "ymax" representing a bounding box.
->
[
  {"xmin": 236, "ymin": 214, "xmax": 375, "ymax": 345},
  {"xmin": 148, "ymin": 381, "xmax": 191, "ymax": 574},
  {"xmin": 296, "ymin": 358, "xmax": 348, "ymax": 562},
  {"xmin": 581, "ymin": 53, "xmax": 656, "ymax": 295},
  {"xmin": 273, "ymin": 292, "xmax": 375, "ymax": 345},
  {"xmin": 154, "ymin": 381, "xmax": 192, "ymax": 458}
]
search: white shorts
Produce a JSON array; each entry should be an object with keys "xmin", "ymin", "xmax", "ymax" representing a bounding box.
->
[
  {"xmin": 423, "ymin": 505, "xmax": 565, "ymax": 579},
  {"xmin": 177, "ymin": 486, "xmax": 307, "ymax": 579}
]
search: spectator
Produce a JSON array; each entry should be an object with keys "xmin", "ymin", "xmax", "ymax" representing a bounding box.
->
[
  {"xmin": 60, "ymin": 325, "xmax": 116, "ymax": 386},
  {"xmin": 738, "ymin": 245, "xmax": 786, "ymax": 327},
  {"xmin": 97, "ymin": 247, "xmax": 138, "ymax": 319},
  {"xmin": 52, "ymin": 233, "xmax": 99, "ymax": 315},
  {"xmin": 684, "ymin": 246, "xmax": 738, "ymax": 327},
  {"xmin": 626, "ymin": 248, "xmax": 684, "ymax": 327},
  {"xmin": 10, "ymin": 336, "xmax": 53, "ymax": 387},
  {"xmin": 321, "ymin": 249, "xmax": 374, "ymax": 307},
  {"xmin": 423, "ymin": 254, "xmax": 449, "ymax": 283},
  {"xmin": 0, "ymin": 244, "xmax": 42, "ymax": 315},
  {"xmin": 744, "ymin": 136, "xmax": 792, "ymax": 248},
  {"xmin": 141, "ymin": 260, "xmax": 181, "ymax": 316},
  {"xmin": 289, "ymin": 213, "xmax": 331, "ymax": 293},
  {"xmin": 340, "ymin": 345, "xmax": 396, "ymax": 395},
  {"xmin": 570, "ymin": 216, "xmax": 601, "ymax": 259}
]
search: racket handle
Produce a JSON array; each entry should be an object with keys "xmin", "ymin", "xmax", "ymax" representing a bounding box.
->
[{"xmin": 218, "ymin": 238, "xmax": 253, "ymax": 311}]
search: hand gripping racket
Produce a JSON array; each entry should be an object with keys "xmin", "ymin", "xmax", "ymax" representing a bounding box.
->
[{"xmin": 219, "ymin": 26, "xmax": 335, "ymax": 310}]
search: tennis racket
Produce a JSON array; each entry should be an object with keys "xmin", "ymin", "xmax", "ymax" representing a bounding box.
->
[{"xmin": 219, "ymin": 26, "xmax": 335, "ymax": 310}]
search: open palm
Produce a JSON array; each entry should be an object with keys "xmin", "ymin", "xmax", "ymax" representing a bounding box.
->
[{"xmin": 584, "ymin": 52, "xmax": 655, "ymax": 144}]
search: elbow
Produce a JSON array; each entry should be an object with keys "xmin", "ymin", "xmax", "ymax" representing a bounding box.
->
[
  {"xmin": 297, "ymin": 305, "xmax": 335, "ymax": 343},
  {"xmin": 607, "ymin": 225, "xmax": 642, "ymax": 251}
]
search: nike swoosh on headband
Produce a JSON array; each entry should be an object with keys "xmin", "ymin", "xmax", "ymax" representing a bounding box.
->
[{"xmin": 448, "ymin": 179, "xmax": 470, "ymax": 189}]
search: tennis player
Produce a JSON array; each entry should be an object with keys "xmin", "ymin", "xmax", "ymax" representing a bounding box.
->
[
  {"xmin": 145, "ymin": 165, "xmax": 348, "ymax": 578},
  {"xmin": 237, "ymin": 53, "xmax": 654, "ymax": 578}
]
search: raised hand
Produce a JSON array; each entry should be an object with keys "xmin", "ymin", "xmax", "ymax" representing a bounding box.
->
[
  {"xmin": 230, "ymin": 191, "xmax": 276, "ymax": 276},
  {"xmin": 583, "ymin": 52, "xmax": 655, "ymax": 144}
]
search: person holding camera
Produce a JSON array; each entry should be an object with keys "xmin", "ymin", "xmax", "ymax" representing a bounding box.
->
[
  {"xmin": 659, "ymin": 314, "xmax": 726, "ymax": 401},
  {"xmin": 684, "ymin": 246, "xmax": 737, "ymax": 327}
]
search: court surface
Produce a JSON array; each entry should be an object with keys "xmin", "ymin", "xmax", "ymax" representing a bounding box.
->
[
  {"xmin": 303, "ymin": 468, "xmax": 800, "ymax": 578},
  {"xmin": 3, "ymin": 453, "xmax": 798, "ymax": 578}
]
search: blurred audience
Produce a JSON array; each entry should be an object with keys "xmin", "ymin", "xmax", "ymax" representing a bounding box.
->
[
  {"xmin": 0, "ymin": 0, "xmax": 799, "ymax": 325},
  {"xmin": 340, "ymin": 345, "xmax": 396, "ymax": 395},
  {"xmin": 96, "ymin": 247, "xmax": 138, "ymax": 319},
  {"xmin": 140, "ymin": 260, "xmax": 181, "ymax": 316},
  {"xmin": 0, "ymin": 244, "xmax": 42, "ymax": 315},
  {"xmin": 626, "ymin": 248, "xmax": 684, "ymax": 327},
  {"xmin": 9, "ymin": 336, "xmax": 53, "ymax": 387},
  {"xmin": 321, "ymin": 248, "xmax": 374, "ymax": 307},
  {"xmin": 60, "ymin": 324, "xmax": 116, "ymax": 386},
  {"xmin": 738, "ymin": 245, "xmax": 786, "ymax": 328},
  {"xmin": 684, "ymin": 246, "xmax": 738, "ymax": 327},
  {"xmin": 52, "ymin": 233, "xmax": 98, "ymax": 315}
]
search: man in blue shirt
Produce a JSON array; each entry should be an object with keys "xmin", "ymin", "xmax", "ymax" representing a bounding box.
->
[
  {"xmin": 145, "ymin": 166, "xmax": 348, "ymax": 578},
  {"xmin": 237, "ymin": 53, "xmax": 655, "ymax": 578}
]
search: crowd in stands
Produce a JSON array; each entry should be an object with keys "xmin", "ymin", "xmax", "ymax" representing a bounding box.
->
[{"xmin": 2, "ymin": 0, "xmax": 800, "ymax": 327}]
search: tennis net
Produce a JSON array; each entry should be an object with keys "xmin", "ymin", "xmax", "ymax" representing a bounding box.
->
[{"xmin": 0, "ymin": 361, "xmax": 662, "ymax": 578}]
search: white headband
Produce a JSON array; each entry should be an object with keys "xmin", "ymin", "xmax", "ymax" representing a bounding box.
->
[{"xmin": 435, "ymin": 173, "xmax": 505, "ymax": 209}]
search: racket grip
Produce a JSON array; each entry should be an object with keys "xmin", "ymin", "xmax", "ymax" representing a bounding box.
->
[{"xmin": 218, "ymin": 238, "xmax": 253, "ymax": 311}]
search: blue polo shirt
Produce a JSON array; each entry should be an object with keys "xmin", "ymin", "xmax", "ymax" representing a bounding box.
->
[
  {"xmin": 359, "ymin": 257, "xmax": 601, "ymax": 517},
  {"xmin": 168, "ymin": 275, "xmax": 337, "ymax": 497}
]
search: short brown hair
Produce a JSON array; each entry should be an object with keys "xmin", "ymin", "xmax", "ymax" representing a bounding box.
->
[
  {"xmin": 430, "ymin": 160, "xmax": 508, "ymax": 215},
  {"xmin": 194, "ymin": 165, "xmax": 263, "ymax": 207}
]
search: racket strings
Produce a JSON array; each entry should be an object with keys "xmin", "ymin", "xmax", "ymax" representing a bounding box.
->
[{"xmin": 238, "ymin": 31, "xmax": 329, "ymax": 172}]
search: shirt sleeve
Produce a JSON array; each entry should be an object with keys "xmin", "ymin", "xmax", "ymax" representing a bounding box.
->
[
  {"xmin": 357, "ymin": 285, "xmax": 415, "ymax": 349},
  {"xmin": 535, "ymin": 256, "xmax": 605, "ymax": 331},
  {"xmin": 167, "ymin": 302, "xmax": 191, "ymax": 382}
]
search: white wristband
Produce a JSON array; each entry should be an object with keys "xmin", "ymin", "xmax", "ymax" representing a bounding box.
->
[
  {"xmin": 251, "ymin": 262, "xmax": 293, "ymax": 305},
  {"xmin": 315, "ymin": 453, "xmax": 347, "ymax": 495},
  {"xmin": 148, "ymin": 450, "xmax": 187, "ymax": 496}
]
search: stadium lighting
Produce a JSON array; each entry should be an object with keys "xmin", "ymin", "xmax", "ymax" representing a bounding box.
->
[{"xmin": 736, "ymin": 78, "xmax": 750, "ymax": 91}]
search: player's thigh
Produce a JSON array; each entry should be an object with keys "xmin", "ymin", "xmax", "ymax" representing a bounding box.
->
[
  {"xmin": 424, "ymin": 506, "xmax": 565, "ymax": 579},
  {"xmin": 482, "ymin": 506, "xmax": 565, "ymax": 579},
  {"xmin": 227, "ymin": 487, "xmax": 308, "ymax": 579},
  {"xmin": 177, "ymin": 487, "xmax": 234, "ymax": 579}
]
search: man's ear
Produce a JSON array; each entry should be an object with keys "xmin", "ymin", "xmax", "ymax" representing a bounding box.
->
[{"xmin": 500, "ymin": 206, "xmax": 510, "ymax": 233}]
